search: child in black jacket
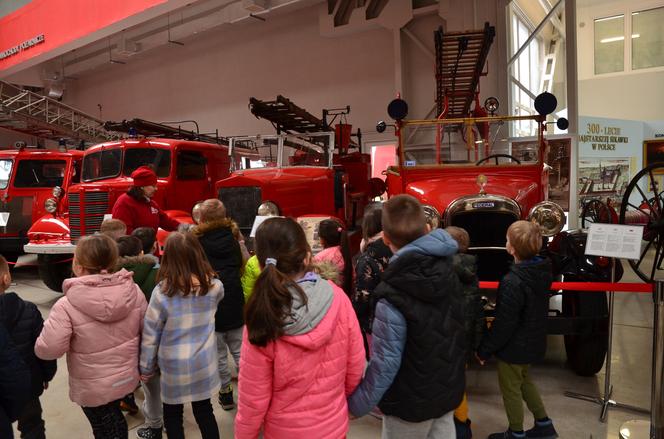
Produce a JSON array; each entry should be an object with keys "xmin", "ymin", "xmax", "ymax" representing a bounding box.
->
[
  {"xmin": 0, "ymin": 256, "xmax": 57, "ymax": 439},
  {"xmin": 0, "ymin": 323, "xmax": 31, "ymax": 439},
  {"xmin": 477, "ymin": 221, "xmax": 557, "ymax": 439}
]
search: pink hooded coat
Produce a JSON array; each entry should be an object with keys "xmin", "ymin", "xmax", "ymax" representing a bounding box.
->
[
  {"xmin": 235, "ymin": 280, "xmax": 365, "ymax": 439},
  {"xmin": 35, "ymin": 269, "xmax": 147, "ymax": 407}
]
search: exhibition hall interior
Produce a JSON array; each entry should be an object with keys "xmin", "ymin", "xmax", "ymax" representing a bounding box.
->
[{"xmin": 1, "ymin": 0, "xmax": 664, "ymax": 438}]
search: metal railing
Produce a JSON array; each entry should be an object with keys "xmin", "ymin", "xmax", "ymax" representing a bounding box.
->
[{"xmin": 0, "ymin": 80, "xmax": 122, "ymax": 145}]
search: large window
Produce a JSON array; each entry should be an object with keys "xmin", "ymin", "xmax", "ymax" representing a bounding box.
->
[
  {"xmin": 594, "ymin": 15, "xmax": 625, "ymax": 74},
  {"xmin": 632, "ymin": 7, "xmax": 664, "ymax": 70},
  {"xmin": 511, "ymin": 10, "xmax": 542, "ymax": 136}
]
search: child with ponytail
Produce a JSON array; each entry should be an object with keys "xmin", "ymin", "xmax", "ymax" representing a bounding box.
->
[
  {"xmin": 235, "ymin": 217, "xmax": 365, "ymax": 439},
  {"xmin": 35, "ymin": 234, "xmax": 147, "ymax": 439},
  {"xmin": 313, "ymin": 218, "xmax": 354, "ymax": 296}
]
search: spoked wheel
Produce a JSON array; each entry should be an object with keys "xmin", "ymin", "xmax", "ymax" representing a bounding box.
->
[
  {"xmin": 619, "ymin": 163, "xmax": 664, "ymax": 282},
  {"xmin": 581, "ymin": 199, "xmax": 616, "ymax": 228}
]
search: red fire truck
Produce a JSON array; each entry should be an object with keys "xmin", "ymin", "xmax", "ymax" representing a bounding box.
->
[
  {"xmin": 215, "ymin": 96, "xmax": 384, "ymax": 247},
  {"xmin": 24, "ymin": 120, "xmax": 232, "ymax": 291},
  {"xmin": 0, "ymin": 143, "xmax": 84, "ymax": 266},
  {"xmin": 375, "ymin": 24, "xmax": 619, "ymax": 376}
]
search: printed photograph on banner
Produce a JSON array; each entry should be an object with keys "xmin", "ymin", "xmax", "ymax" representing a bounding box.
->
[
  {"xmin": 578, "ymin": 158, "xmax": 630, "ymax": 216},
  {"xmin": 643, "ymin": 140, "xmax": 664, "ymax": 171}
]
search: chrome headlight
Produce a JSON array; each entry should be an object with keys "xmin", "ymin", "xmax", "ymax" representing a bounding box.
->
[
  {"xmin": 257, "ymin": 201, "xmax": 279, "ymax": 217},
  {"xmin": 423, "ymin": 205, "xmax": 441, "ymax": 229},
  {"xmin": 528, "ymin": 201, "xmax": 566, "ymax": 237},
  {"xmin": 44, "ymin": 198, "xmax": 57, "ymax": 213},
  {"xmin": 52, "ymin": 186, "xmax": 63, "ymax": 197}
]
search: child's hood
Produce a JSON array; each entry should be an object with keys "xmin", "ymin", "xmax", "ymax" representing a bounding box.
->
[
  {"xmin": 510, "ymin": 256, "xmax": 553, "ymax": 290},
  {"xmin": 281, "ymin": 273, "xmax": 336, "ymax": 349},
  {"xmin": 63, "ymin": 269, "xmax": 140, "ymax": 323},
  {"xmin": 453, "ymin": 253, "xmax": 478, "ymax": 283},
  {"xmin": 393, "ymin": 229, "xmax": 459, "ymax": 261}
]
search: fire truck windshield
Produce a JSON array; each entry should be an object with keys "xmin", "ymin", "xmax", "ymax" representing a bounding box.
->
[
  {"xmin": 232, "ymin": 134, "xmax": 331, "ymax": 170},
  {"xmin": 13, "ymin": 160, "xmax": 66, "ymax": 188},
  {"xmin": 82, "ymin": 148, "xmax": 171, "ymax": 182},
  {"xmin": 0, "ymin": 159, "xmax": 11, "ymax": 189},
  {"xmin": 400, "ymin": 117, "xmax": 541, "ymax": 167}
]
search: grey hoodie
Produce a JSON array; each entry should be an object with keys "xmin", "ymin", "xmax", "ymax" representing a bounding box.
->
[{"xmin": 283, "ymin": 272, "xmax": 334, "ymax": 336}]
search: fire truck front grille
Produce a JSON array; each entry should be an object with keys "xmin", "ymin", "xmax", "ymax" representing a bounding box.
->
[
  {"xmin": 450, "ymin": 211, "xmax": 519, "ymax": 281},
  {"xmin": 69, "ymin": 191, "xmax": 110, "ymax": 241},
  {"xmin": 218, "ymin": 186, "xmax": 262, "ymax": 231}
]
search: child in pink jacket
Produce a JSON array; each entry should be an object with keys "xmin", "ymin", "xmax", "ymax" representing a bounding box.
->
[
  {"xmin": 313, "ymin": 218, "xmax": 354, "ymax": 296},
  {"xmin": 35, "ymin": 234, "xmax": 147, "ymax": 439},
  {"xmin": 235, "ymin": 217, "xmax": 365, "ymax": 439}
]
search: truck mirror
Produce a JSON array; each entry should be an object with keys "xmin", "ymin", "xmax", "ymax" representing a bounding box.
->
[
  {"xmin": 556, "ymin": 118, "xmax": 569, "ymax": 130},
  {"xmin": 376, "ymin": 121, "xmax": 387, "ymax": 133},
  {"xmin": 387, "ymin": 99, "xmax": 408, "ymax": 121},
  {"xmin": 534, "ymin": 92, "xmax": 557, "ymax": 116}
]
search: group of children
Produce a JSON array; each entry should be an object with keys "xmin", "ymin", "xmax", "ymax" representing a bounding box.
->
[{"xmin": 0, "ymin": 194, "xmax": 558, "ymax": 439}]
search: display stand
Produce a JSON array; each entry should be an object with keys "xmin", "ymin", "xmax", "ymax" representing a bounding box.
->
[
  {"xmin": 619, "ymin": 279, "xmax": 664, "ymax": 439},
  {"xmin": 564, "ymin": 224, "xmax": 650, "ymax": 422}
]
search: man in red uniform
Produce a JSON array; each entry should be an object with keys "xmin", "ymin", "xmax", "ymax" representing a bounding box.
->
[{"xmin": 112, "ymin": 166, "xmax": 180, "ymax": 234}]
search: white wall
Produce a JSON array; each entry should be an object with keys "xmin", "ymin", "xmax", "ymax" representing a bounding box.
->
[
  {"xmin": 577, "ymin": 0, "xmax": 664, "ymax": 121},
  {"xmin": 63, "ymin": 3, "xmax": 500, "ymax": 143}
]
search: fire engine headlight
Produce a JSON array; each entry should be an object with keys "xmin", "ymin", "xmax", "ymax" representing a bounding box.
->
[
  {"xmin": 422, "ymin": 205, "xmax": 441, "ymax": 229},
  {"xmin": 52, "ymin": 186, "xmax": 63, "ymax": 198},
  {"xmin": 528, "ymin": 201, "xmax": 566, "ymax": 237},
  {"xmin": 44, "ymin": 198, "xmax": 58, "ymax": 213},
  {"xmin": 257, "ymin": 201, "xmax": 279, "ymax": 217}
]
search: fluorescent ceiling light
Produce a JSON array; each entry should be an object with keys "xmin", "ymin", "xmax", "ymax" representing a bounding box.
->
[
  {"xmin": 595, "ymin": 15, "xmax": 624, "ymax": 22},
  {"xmin": 600, "ymin": 34, "xmax": 640, "ymax": 43}
]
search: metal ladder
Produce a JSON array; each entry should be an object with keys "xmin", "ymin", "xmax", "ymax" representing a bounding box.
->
[
  {"xmin": 539, "ymin": 36, "xmax": 561, "ymax": 94},
  {"xmin": 0, "ymin": 80, "xmax": 121, "ymax": 145}
]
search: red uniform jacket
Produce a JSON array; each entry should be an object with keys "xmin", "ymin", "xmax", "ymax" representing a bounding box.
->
[{"xmin": 111, "ymin": 193, "xmax": 180, "ymax": 234}]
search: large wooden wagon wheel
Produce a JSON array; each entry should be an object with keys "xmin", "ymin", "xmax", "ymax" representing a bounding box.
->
[
  {"xmin": 618, "ymin": 163, "xmax": 664, "ymax": 282},
  {"xmin": 580, "ymin": 199, "xmax": 616, "ymax": 228}
]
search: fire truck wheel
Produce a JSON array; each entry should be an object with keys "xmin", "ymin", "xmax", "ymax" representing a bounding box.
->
[
  {"xmin": 37, "ymin": 254, "xmax": 73, "ymax": 293},
  {"xmin": 562, "ymin": 290, "xmax": 609, "ymax": 376}
]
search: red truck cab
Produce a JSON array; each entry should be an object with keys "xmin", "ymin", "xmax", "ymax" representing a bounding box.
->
[
  {"xmin": 0, "ymin": 144, "xmax": 83, "ymax": 265},
  {"xmin": 24, "ymin": 137, "xmax": 231, "ymax": 291},
  {"xmin": 216, "ymin": 132, "xmax": 380, "ymax": 249}
]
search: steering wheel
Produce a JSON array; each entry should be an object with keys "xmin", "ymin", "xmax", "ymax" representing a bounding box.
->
[{"xmin": 475, "ymin": 154, "xmax": 521, "ymax": 166}]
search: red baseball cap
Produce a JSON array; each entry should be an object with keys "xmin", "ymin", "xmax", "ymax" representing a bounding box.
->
[{"xmin": 131, "ymin": 166, "xmax": 158, "ymax": 187}]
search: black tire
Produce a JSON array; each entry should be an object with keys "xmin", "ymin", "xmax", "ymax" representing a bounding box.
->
[
  {"xmin": 563, "ymin": 290, "xmax": 609, "ymax": 376},
  {"xmin": 38, "ymin": 254, "xmax": 73, "ymax": 292}
]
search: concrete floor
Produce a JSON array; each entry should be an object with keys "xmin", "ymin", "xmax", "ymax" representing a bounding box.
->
[{"xmin": 8, "ymin": 255, "xmax": 653, "ymax": 439}]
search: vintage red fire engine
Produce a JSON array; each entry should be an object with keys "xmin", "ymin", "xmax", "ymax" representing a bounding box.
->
[
  {"xmin": 379, "ymin": 91, "xmax": 620, "ymax": 376},
  {"xmin": 0, "ymin": 143, "xmax": 84, "ymax": 266},
  {"xmin": 215, "ymin": 96, "xmax": 384, "ymax": 247},
  {"xmin": 24, "ymin": 120, "xmax": 232, "ymax": 291}
]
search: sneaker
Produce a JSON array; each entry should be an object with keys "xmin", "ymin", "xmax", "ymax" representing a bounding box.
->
[
  {"xmin": 488, "ymin": 430, "xmax": 525, "ymax": 439},
  {"xmin": 119, "ymin": 393, "xmax": 139, "ymax": 415},
  {"xmin": 136, "ymin": 427, "xmax": 162, "ymax": 439},
  {"xmin": 219, "ymin": 385, "xmax": 236, "ymax": 410},
  {"xmin": 454, "ymin": 417, "xmax": 472, "ymax": 439},
  {"xmin": 526, "ymin": 418, "xmax": 558, "ymax": 439}
]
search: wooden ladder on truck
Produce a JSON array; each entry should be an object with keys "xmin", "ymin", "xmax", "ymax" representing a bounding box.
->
[
  {"xmin": 0, "ymin": 79, "xmax": 121, "ymax": 145},
  {"xmin": 434, "ymin": 23, "xmax": 495, "ymax": 118}
]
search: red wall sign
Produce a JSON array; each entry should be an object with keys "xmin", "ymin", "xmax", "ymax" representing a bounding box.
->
[{"xmin": 0, "ymin": 0, "xmax": 167, "ymax": 71}]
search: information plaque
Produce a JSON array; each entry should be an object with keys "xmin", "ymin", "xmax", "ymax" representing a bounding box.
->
[{"xmin": 585, "ymin": 223, "xmax": 644, "ymax": 261}]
